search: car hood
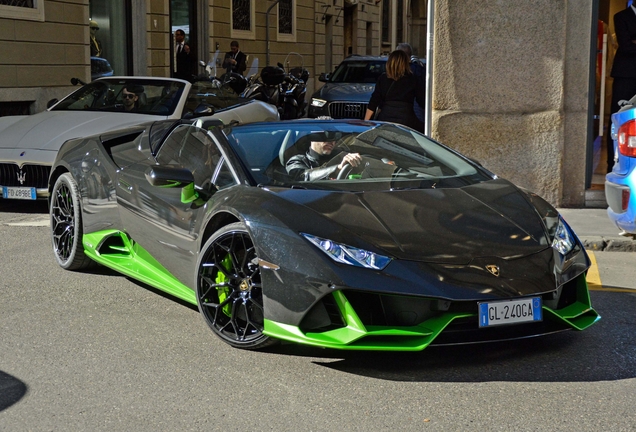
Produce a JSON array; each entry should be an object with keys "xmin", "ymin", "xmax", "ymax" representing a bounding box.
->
[
  {"xmin": 271, "ymin": 180, "xmax": 550, "ymax": 264},
  {"xmin": 313, "ymin": 83, "xmax": 376, "ymax": 102},
  {"xmin": 0, "ymin": 110, "xmax": 161, "ymax": 152}
]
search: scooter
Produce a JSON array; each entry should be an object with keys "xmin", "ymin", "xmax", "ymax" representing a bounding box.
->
[
  {"xmin": 241, "ymin": 53, "xmax": 308, "ymax": 120},
  {"xmin": 195, "ymin": 50, "xmax": 248, "ymax": 96},
  {"xmin": 278, "ymin": 52, "xmax": 309, "ymax": 120},
  {"xmin": 241, "ymin": 65, "xmax": 286, "ymax": 115}
]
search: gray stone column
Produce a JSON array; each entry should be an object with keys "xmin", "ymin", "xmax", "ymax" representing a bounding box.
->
[{"xmin": 431, "ymin": 0, "xmax": 593, "ymax": 206}]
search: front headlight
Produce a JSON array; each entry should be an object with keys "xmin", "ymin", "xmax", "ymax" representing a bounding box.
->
[
  {"xmin": 551, "ymin": 216, "xmax": 575, "ymax": 255},
  {"xmin": 301, "ymin": 233, "xmax": 391, "ymax": 270},
  {"xmin": 311, "ymin": 98, "xmax": 327, "ymax": 107}
]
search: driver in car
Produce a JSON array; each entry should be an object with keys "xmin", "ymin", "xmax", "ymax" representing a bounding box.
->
[
  {"xmin": 286, "ymin": 131, "xmax": 362, "ymax": 181},
  {"xmin": 121, "ymin": 84, "xmax": 144, "ymax": 112}
]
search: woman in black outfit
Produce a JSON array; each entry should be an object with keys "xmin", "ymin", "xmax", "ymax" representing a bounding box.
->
[{"xmin": 364, "ymin": 49, "xmax": 426, "ymax": 131}]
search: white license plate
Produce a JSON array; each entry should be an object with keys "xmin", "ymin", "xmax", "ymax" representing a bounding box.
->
[
  {"xmin": 2, "ymin": 186, "xmax": 36, "ymax": 200},
  {"xmin": 478, "ymin": 297, "xmax": 542, "ymax": 327}
]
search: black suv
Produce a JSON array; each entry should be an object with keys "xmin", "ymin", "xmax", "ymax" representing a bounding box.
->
[{"xmin": 308, "ymin": 55, "xmax": 387, "ymax": 119}]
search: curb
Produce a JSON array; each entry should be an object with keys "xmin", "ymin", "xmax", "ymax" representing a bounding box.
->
[{"xmin": 580, "ymin": 236, "xmax": 636, "ymax": 252}]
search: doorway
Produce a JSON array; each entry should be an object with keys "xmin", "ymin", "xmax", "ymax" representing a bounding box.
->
[
  {"xmin": 589, "ymin": 0, "xmax": 629, "ymax": 192},
  {"xmin": 170, "ymin": 0, "xmax": 198, "ymax": 78},
  {"xmin": 409, "ymin": 0, "xmax": 427, "ymax": 57},
  {"xmin": 89, "ymin": 0, "xmax": 132, "ymax": 76}
]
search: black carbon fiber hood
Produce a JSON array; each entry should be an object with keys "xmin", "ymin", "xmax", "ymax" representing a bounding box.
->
[{"xmin": 271, "ymin": 179, "xmax": 550, "ymax": 264}]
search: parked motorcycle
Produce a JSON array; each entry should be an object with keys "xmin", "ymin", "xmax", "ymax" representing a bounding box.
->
[
  {"xmin": 279, "ymin": 52, "xmax": 309, "ymax": 120},
  {"xmin": 195, "ymin": 50, "xmax": 248, "ymax": 96},
  {"xmin": 241, "ymin": 53, "xmax": 309, "ymax": 120},
  {"xmin": 241, "ymin": 65, "xmax": 285, "ymax": 114}
]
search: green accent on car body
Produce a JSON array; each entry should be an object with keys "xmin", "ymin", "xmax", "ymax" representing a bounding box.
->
[
  {"xmin": 263, "ymin": 277, "xmax": 600, "ymax": 351},
  {"xmin": 216, "ymin": 255, "xmax": 232, "ymax": 316},
  {"xmin": 181, "ymin": 183, "xmax": 198, "ymax": 203},
  {"xmin": 82, "ymin": 230, "xmax": 197, "ymax": 305},
  {"xmin": 264, "ymin": 290, "xmax": 475, "ymax": 351},
  {"xmin": 80, "ymin": 230, "xmax": 600, "ymax": 351},
  {"xmin": 542, "ymin": 276, "xmax": 601, "ymax": 330}
]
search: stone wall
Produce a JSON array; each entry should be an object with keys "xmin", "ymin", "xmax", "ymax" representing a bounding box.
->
[
  {"xmin": 0, "ymin": 0, "xmax": 90, "ymax": 112},
  {"xmin": 431, "ymin": 0, "xmax": 593, "ymax": 206},
  {"xmin": 146, "ymin": 0, "xmax": 170, "ymax": 77}
]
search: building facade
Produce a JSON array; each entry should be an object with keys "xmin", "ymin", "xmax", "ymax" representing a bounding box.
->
[{"xmin": 0, "ymin": 0, "xmax": 607, "ymax": 207}]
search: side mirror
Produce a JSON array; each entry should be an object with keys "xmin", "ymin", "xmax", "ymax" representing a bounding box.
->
[
  {"xmin": 145, "ymin": 166, "xmax": 194, "ymax": 188},
  {"xmin": 145, "ymin": 165, "xmax": 217, "ymax": 205},
  {"xmin": 183, "ymin": 103, "xmax": 216, "ymax": 119},
  {"xmin": 194, "ymin": 103, "xmax": 215, "ymax": 116},
  {"xmin": 70, "ymin": 77, "xmax": 86, "ymax": 86},
  {"xmin": 319, "ymin": 73, "xmax": 329, "ymax": 82},
  {"xmin": 47, "ymin": 99, "xmax": 59, "ymax": 109}
]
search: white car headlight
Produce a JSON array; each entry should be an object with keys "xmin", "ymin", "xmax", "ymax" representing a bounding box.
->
[
  {"xmin": 311, "ymin": 98, "xmax": 327, "ymax": 107},
  {"xmin": 301, "ymin": 233, "xmax": 391, "ymax": 270},
  {"xmin": 551, "ymin": 216, "xmax": 575, "ymax": 256}
]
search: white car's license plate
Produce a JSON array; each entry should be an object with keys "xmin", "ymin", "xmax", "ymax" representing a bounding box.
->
[
  {"xmin": 478, "ymin": 297, "xmax": 542, "ymax": 327},
  {"xmin": 2, "ymin": 186, "xmax": 36, "ymax": 200}
]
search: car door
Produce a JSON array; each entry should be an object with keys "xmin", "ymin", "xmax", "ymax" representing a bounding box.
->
[{"xmin": 116, "ymin": 123, "xmax": 228, "ymax": 286}]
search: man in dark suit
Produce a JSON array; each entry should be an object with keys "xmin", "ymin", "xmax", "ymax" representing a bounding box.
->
[
  {"xmin": 223, "ymin": 41, "xmax": 247, "ymax": 75},
  {"xmin": 174, "ymin": 29, "xmax": 193, "ymax": 81},
  {"xmin": 609, "ymin": 3, "xmax": 636, "ymax": 171}
]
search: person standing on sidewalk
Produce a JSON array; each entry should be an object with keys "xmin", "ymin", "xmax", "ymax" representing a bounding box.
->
[
  {"xmin": 174, "ymin": 29, "xmax": 193, "ymax": 81},
  {"xmin": 223, "ymin": 41, "xmax": 247, "ymax": 76},
  {"xmin": 364, "ymin": 50, "xmax": 426, "ymax": 132},
  {"xmin": 396, "ymin": 42, "xmax": 426, "ymax": 130}
]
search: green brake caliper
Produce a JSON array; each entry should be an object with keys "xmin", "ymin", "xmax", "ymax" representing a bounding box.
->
[{"xmin": 216, "ymin": 254, "xmax": 233, "ymax": 316}]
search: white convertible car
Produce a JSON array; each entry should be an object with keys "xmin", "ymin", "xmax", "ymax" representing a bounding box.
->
[{"xmin": 0, "ymin": 76, "xmax": 279, "ymax": 200}]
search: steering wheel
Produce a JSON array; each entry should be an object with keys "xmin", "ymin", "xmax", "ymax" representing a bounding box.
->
[
  {"xmin": 336, "ymin": 155, "xmax": 374, "ymax": 180},
  {"xmin": 336, "ymin": 163, "xmax": 353, "ymax": 180}
]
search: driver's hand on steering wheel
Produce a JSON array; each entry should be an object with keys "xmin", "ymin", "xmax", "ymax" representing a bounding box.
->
[{"xmin": 337, "ymin": 153, "xmax": 362, "ymax": 170}]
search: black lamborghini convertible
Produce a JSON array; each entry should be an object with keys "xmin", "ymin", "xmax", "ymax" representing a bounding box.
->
[{"xmin": 48, "ymin": 118, "xmax": 599, "ymax": 350}]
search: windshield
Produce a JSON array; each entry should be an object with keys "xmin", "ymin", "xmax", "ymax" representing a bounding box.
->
[
  {"xmin": 226, "ymin": 122, "xmax": 493, "ymax": 192},
  {"xmin": 329, "ymin": 60, "xmax": 386, "ymax": 83},
  {"xmin": 182, "ymin": 80, "xmax": 249, "ymax": 115},
  {"xmin": 51, "ymin": 79, "xmax": 185, "ymax": 115}
]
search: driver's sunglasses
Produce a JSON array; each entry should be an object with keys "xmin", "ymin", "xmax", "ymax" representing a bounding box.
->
[{"xmin": 123, "ymin": 93, "xmax": 136, "ymax": 99}]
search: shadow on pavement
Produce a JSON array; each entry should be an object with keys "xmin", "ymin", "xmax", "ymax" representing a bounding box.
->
[
  {"xmin": 0, "ymin": 371, "xmax": 27, "ymax": 412},
  {"xmin": 0, "ymin": 200, "xmax": 48, "ymax": 214},
  {"xmin": 268, "ymin": 291, "xmax": 636, "ymax": 383}
]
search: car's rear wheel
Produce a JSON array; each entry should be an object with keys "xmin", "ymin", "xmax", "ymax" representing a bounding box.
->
[
  {"xmin": 195, "ymin": 222, "xmax": 276, "ymax": 350},
  {"xmin": 50, "ymin": 173, "xmax": 93, "ymax": 270}
]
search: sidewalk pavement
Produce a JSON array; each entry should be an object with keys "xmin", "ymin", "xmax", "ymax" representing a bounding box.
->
[
  {"xmin": 558, "ymin": 208, "xmax": 636, "ymax": 291},
  {"xmin": 558, "ymin": 208, "xmax": 636, "ymax": 252}
]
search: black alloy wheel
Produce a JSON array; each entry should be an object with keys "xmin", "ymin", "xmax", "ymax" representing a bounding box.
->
[
  {"xmin": 50, "ymin": 173, "xmax": 93, "ymax": 270},
  {"xmin": 196, "ymin": 222, "xmax": 276, "ymax": 350}
]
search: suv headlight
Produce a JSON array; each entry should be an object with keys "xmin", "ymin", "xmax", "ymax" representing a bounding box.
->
[
  {"xmin": 311, "ymin": 98, "xmax": 327, "ymax": 107},
  {"xmin": 551, "ymin": 216, "xmax": 575, "ymax": 256},
  {"xmin": 301, "ymin": 233, "xmax": 391, "ymax": 270}
]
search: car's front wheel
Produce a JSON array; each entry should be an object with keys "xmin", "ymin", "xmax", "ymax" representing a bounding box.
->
[
  {"xmin": 50, "ymin": 173, "xmax": 93, "ymax": 270},
  {"xmin": 195, "ymin": 222, "xmax": 276, "ymax": 350}
]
